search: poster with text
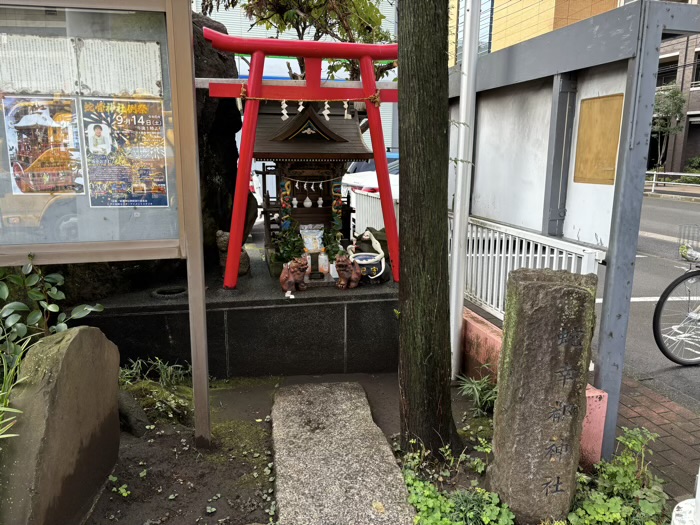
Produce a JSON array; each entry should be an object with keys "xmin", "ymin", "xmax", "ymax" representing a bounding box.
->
[
  {"xmin": 3, "ymin": 97, "xmax": 83, "ymax": 195},
  {"xmin": 82, "ymin": 98, "xmax": 168, "ymax": 207}
]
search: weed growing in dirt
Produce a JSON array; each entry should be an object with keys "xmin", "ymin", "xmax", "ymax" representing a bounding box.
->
[
  {"xmin": 403, "ymin": 458, "xmax": 514, "ymax": 525},
  {"xmin": 119, "ymin": 357, "xmax": 191, "ymax": 389},
  {"xmin": 457, "ymin": 370, "xmax": 498, "ymax": 418},
  {"xmin": 108, "ymin": 475, "xmax": 131, "ymax": 498},
  {"xmin": 569, "ymin": 427, "xmax": 668, "ymax": 525},
  {"xmin": 124, "ymin": 381, "xmax": 193, "ymax": 425}
]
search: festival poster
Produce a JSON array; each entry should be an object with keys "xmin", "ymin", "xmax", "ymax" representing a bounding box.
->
[
  {"xmin": 2, "ymin": 96, "xmax": 84, "ymax": 196},
  {"xmin": 81, "ymin": 98, "xmax": 168, "ymax": 207}
]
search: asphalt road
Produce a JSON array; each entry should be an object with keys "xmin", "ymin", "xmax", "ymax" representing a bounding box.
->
[{"xmin": 601, "ymin": 196, "xmax": 700, "ymax": 411}]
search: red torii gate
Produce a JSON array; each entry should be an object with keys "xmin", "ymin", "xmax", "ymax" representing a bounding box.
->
[{"xmin": 203, "ymin": 28, "xmax": 400, "ymax": 289}]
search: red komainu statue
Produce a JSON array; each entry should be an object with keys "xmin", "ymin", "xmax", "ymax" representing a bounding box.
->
[
  {"xmin": 280, "ymin": 257, "xmax": 308, "ymax": 292},
  {"xmin": 335, "ymin": 255, "xmax": 361, "ymax": 290}
]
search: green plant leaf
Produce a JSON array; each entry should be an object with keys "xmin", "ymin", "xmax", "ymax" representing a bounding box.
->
[
  {"xmin": 57, "ymin": 312, "xmax": 66, "ymax": 323},
  {"xmin": 2, "ymin": 302, "xmax": 29, "ymax": 316},
  {"xmin": 46, "ymin": 304, "xmax": 59, "ymax": 313},
  {"xmin": 26, "ymin": 310, "xmax": 42, "ymax": 326},
  {"xmin": 71, "ymin": 304, "xmax": 104, "ymax": 319},
  {"xmin": 0, "ymin": 282, "xmax": 8, "ymax": 301},
  {"xmin": 5, "ymin": 274, "xmax": 22, "ymax": 287},
  {"xmin": 47, "ymin": 290, "xmax": 65, "ymax": 301},
  {"xmin": 13, "ymin": 323, "xmax": 27, "ymax": 338},
  {"xmin": 21, "ymin": 262, "xmax": 32, "ymax": 275},
  {"xmin": 24, "ymin": 274, "xmax": 40, "ymax": 287},
  {"xmin": 4, "ymin": 313, "xmax": 21, "ymax": 328},
  {"xmin": 44, "ymin": 273, "xmax": 64, "ymax": 285},
  {"xmin": 27, "ymin": 289, "xmax": 45, "ymax": 301},
  {"xmin": 70, "ymin": 305, "xmax": 91, "ymax": 319},
  {"xmin": 54, "ymin": 323, "xmax": 68, "ymax": 333}
]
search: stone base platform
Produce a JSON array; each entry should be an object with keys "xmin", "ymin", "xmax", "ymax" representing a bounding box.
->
[{"xmin": 81, "ymin": 243, "xmax": 399, "ymax": 377}]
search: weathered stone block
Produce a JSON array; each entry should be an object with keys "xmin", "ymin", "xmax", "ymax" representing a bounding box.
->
[
  {"xmin": 272, "ymin": 382, "xmax": 414, "ymax": 525},
  {"xmin": 487, "ymin": 269, "xmax": 596, "ymax": 525},
  {"xmin": 0, "ymin": 326, "xmax": 120, "ymax": 525}
]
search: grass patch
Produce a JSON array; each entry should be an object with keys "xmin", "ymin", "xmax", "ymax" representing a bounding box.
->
[{"xmin": 124, "ymin": 380, "xmax": 193, "ymax": 426}]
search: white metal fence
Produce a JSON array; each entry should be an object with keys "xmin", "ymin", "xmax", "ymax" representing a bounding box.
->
[
  {"xmin": 646, "ymin": 171, "xmax": 700, "ymax": 193},
  {"xmin": 463, "ymin": 217, "xmax": 603, "ymax": 320},
  {"xmin": 355, "ymin": 194, "xmax": 602, "ymax": 321},
  {"xmin": 353, "ymin": 190, "xmax": 400, "ymax": 236}
]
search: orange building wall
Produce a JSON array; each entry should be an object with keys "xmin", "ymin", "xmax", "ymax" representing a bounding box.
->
[{"xmin": 491, "ymin": 0, "xmax": 618, "ymax": 52}]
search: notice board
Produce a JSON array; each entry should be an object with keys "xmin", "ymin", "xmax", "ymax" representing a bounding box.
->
[{"xmin": 573, "ymin": 94, "xmax": 624, "ymax": 185}]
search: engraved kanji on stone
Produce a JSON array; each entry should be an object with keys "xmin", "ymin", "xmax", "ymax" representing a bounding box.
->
[
  {"xmin": 547, "ymin": 401, "xmax": 579, "ymax": 423},
  {"xmin": 555, "ymin": 366, "xmax": 578, "ymax": 387},
  {"xmin": 545, "ymin": 441, "xmax": 570, "ymax": 461},
  {"xmin": 558, "ymin": 327, "xmax": 585, "ymax": 347},
  {"xmin": 542, "ymin": 476, "xmax": 566, "ymax": 496}
]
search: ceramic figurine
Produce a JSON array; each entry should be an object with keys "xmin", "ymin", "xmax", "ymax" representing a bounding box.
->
[
  {"xmin": 303, "ymin": 196, "xmax": 312, "ymax": 208},
  {"xmin": 292, "ymin": 197, "xmax": 298, "ymax": 208},
  {"xmin": 317, "ymin": 196, "xmax": 324, "ymax": 207},
  {"xmin": 280, "ymin": 257, "xmax": 308, "ymax": 292},
  {"xmin": 335, "ymin": 255, "xmax": 361, "ymax": 290}
]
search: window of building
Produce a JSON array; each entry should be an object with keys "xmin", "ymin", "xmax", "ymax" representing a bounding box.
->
[
  {"xmin": 693, "ymin": 52, "xmax": 700, "ymax": 88},
  {"xmin": 657, "ymin": 56, "xmax": 680, "ymax": 87}
]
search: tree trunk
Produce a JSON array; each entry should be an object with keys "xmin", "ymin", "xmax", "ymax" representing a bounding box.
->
[
  {"xmin": 660, "ymin": 132, "xmax": 669, "ymax": 169},
  {"xmin": 398, "ymin": 0, "xmax": 459, "ymax": 453}
]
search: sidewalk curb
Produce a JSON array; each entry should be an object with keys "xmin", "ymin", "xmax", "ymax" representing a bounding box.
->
[{"xmin": 645, "ymin": 192, "xmax": 700, "ymax": 204}]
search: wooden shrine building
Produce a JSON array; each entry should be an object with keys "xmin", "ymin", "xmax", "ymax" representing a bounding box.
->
[{"xmin": 255, "ymin": 100, "xmax": 373, "ymax": 266}]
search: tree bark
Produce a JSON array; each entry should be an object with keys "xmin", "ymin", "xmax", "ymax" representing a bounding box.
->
[{"xmin": 397, "ymin": 0, "xmax": 459, "ymax": 453}]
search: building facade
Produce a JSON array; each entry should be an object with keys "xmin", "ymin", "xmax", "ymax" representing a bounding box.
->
[
  {"xmin": 468, "ymin": 0, "xmax": 700, "ymax": 172},
  {"xmin": 656, "ymin": 34, "xmax": 700, "ymax": 172}
]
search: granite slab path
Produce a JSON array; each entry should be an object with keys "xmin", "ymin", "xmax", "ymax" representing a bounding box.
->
[{"xmin": 272, "ymin": 382, "xmax": 415, "ymax": 525}]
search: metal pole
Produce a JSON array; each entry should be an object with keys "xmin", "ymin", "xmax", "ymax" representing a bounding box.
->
[
  {"xmin": 594, "ymin": 0, "xmax": 662, "ymax": 458},
  {"xmin": 652, "ymin": 169, "xmax": 657, "ymax": 193},
  {"xmin": 170, "ymin": 0, "xmax": 211, "ymax": 447},
  {"xmin": 449, "ymin": 0, "xmax": 480, "ymax": 379}
]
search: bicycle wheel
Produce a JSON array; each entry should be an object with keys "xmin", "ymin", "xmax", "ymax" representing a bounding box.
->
[{"xmin": 653, "ymin": 270, "xmax": 700, "ymax": 366}]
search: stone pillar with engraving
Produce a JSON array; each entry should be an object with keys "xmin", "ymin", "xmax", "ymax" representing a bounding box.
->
[{"xmin": 487, "ymin": 269, "xmax": 597, "ymax": 524}]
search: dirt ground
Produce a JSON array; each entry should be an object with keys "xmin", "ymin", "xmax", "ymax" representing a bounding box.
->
[{"xmin": 86, "ymin": 374, "xmax": 472, "ymax": 525}]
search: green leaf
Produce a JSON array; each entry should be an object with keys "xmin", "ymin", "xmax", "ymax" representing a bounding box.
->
[
  {"xmin": 1, "ymin": 302, "xmax": 29, "ymax": 316},
  {"xmin": 57, "ymin": 313, "xmax": 66, "ymax": 323},
  {"xmin": 13, "ymin": 323, "xmax": 27, "ymax": 338},
  {"xmin": 0, "ymin": 282, "xmax": 8, "ymax": 301},
  {"xmin": 47, "ymin": 290, "xmax": 65, "ymax": 301},
  {"xmin": 27, "ymin": 289, "xmax": 45, "ymax": 301},
  {"xmin": 54, "ymin": 323, "xmax": 68, "ymax": 333},
  {"xmin": 24, "ymin": 274, "xmax": 39, "ymax": 287},
  {"xmin": 5, "ymin": 275, "xmax": 23, "ymax": 287},
  {"xmin": 43, "ymin": 303, "xmax": 59, "ymax": 313},
  {"xmin": 26, "ymin": 310, "xmax": 42, "ymax": 326},
  {"xmin": 21, "ymin": 262, "xmax": 32, "ymax": 275},
  {"xmin": 44, "ymin": 273, "xmax": 64, "ymax": 285},
  {"xmin": 70, "ymin": 305, "xmax": 92, "ymax": 319}
]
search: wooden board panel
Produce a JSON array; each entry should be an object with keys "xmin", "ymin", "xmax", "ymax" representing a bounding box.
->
[{"xmin": 573, "ymin": 94, "xmax": 624, "ymax": 185}]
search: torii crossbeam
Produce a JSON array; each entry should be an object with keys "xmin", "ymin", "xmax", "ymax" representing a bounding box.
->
[{"xmin": 203, "ymin": 28, "xmax": 400, "ymax": 289}]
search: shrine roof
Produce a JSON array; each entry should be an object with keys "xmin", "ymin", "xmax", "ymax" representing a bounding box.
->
[{"xmin": 253, "ymin": 101, "xmax": 373, "ymax": 161}]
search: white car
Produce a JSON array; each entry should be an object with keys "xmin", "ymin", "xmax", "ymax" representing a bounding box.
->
[{"xmin": 342, "ymin": 160, "xmax": 400, "ymax": 208}]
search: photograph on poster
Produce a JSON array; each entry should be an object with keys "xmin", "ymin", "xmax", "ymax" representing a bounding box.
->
[
  {"xmin": 2, "ymin": 96, "xmax": 84, "ymax": 196},
  {"xmin": 82, "ymin": 98, "xmax": 168, "ymax": 208}
]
